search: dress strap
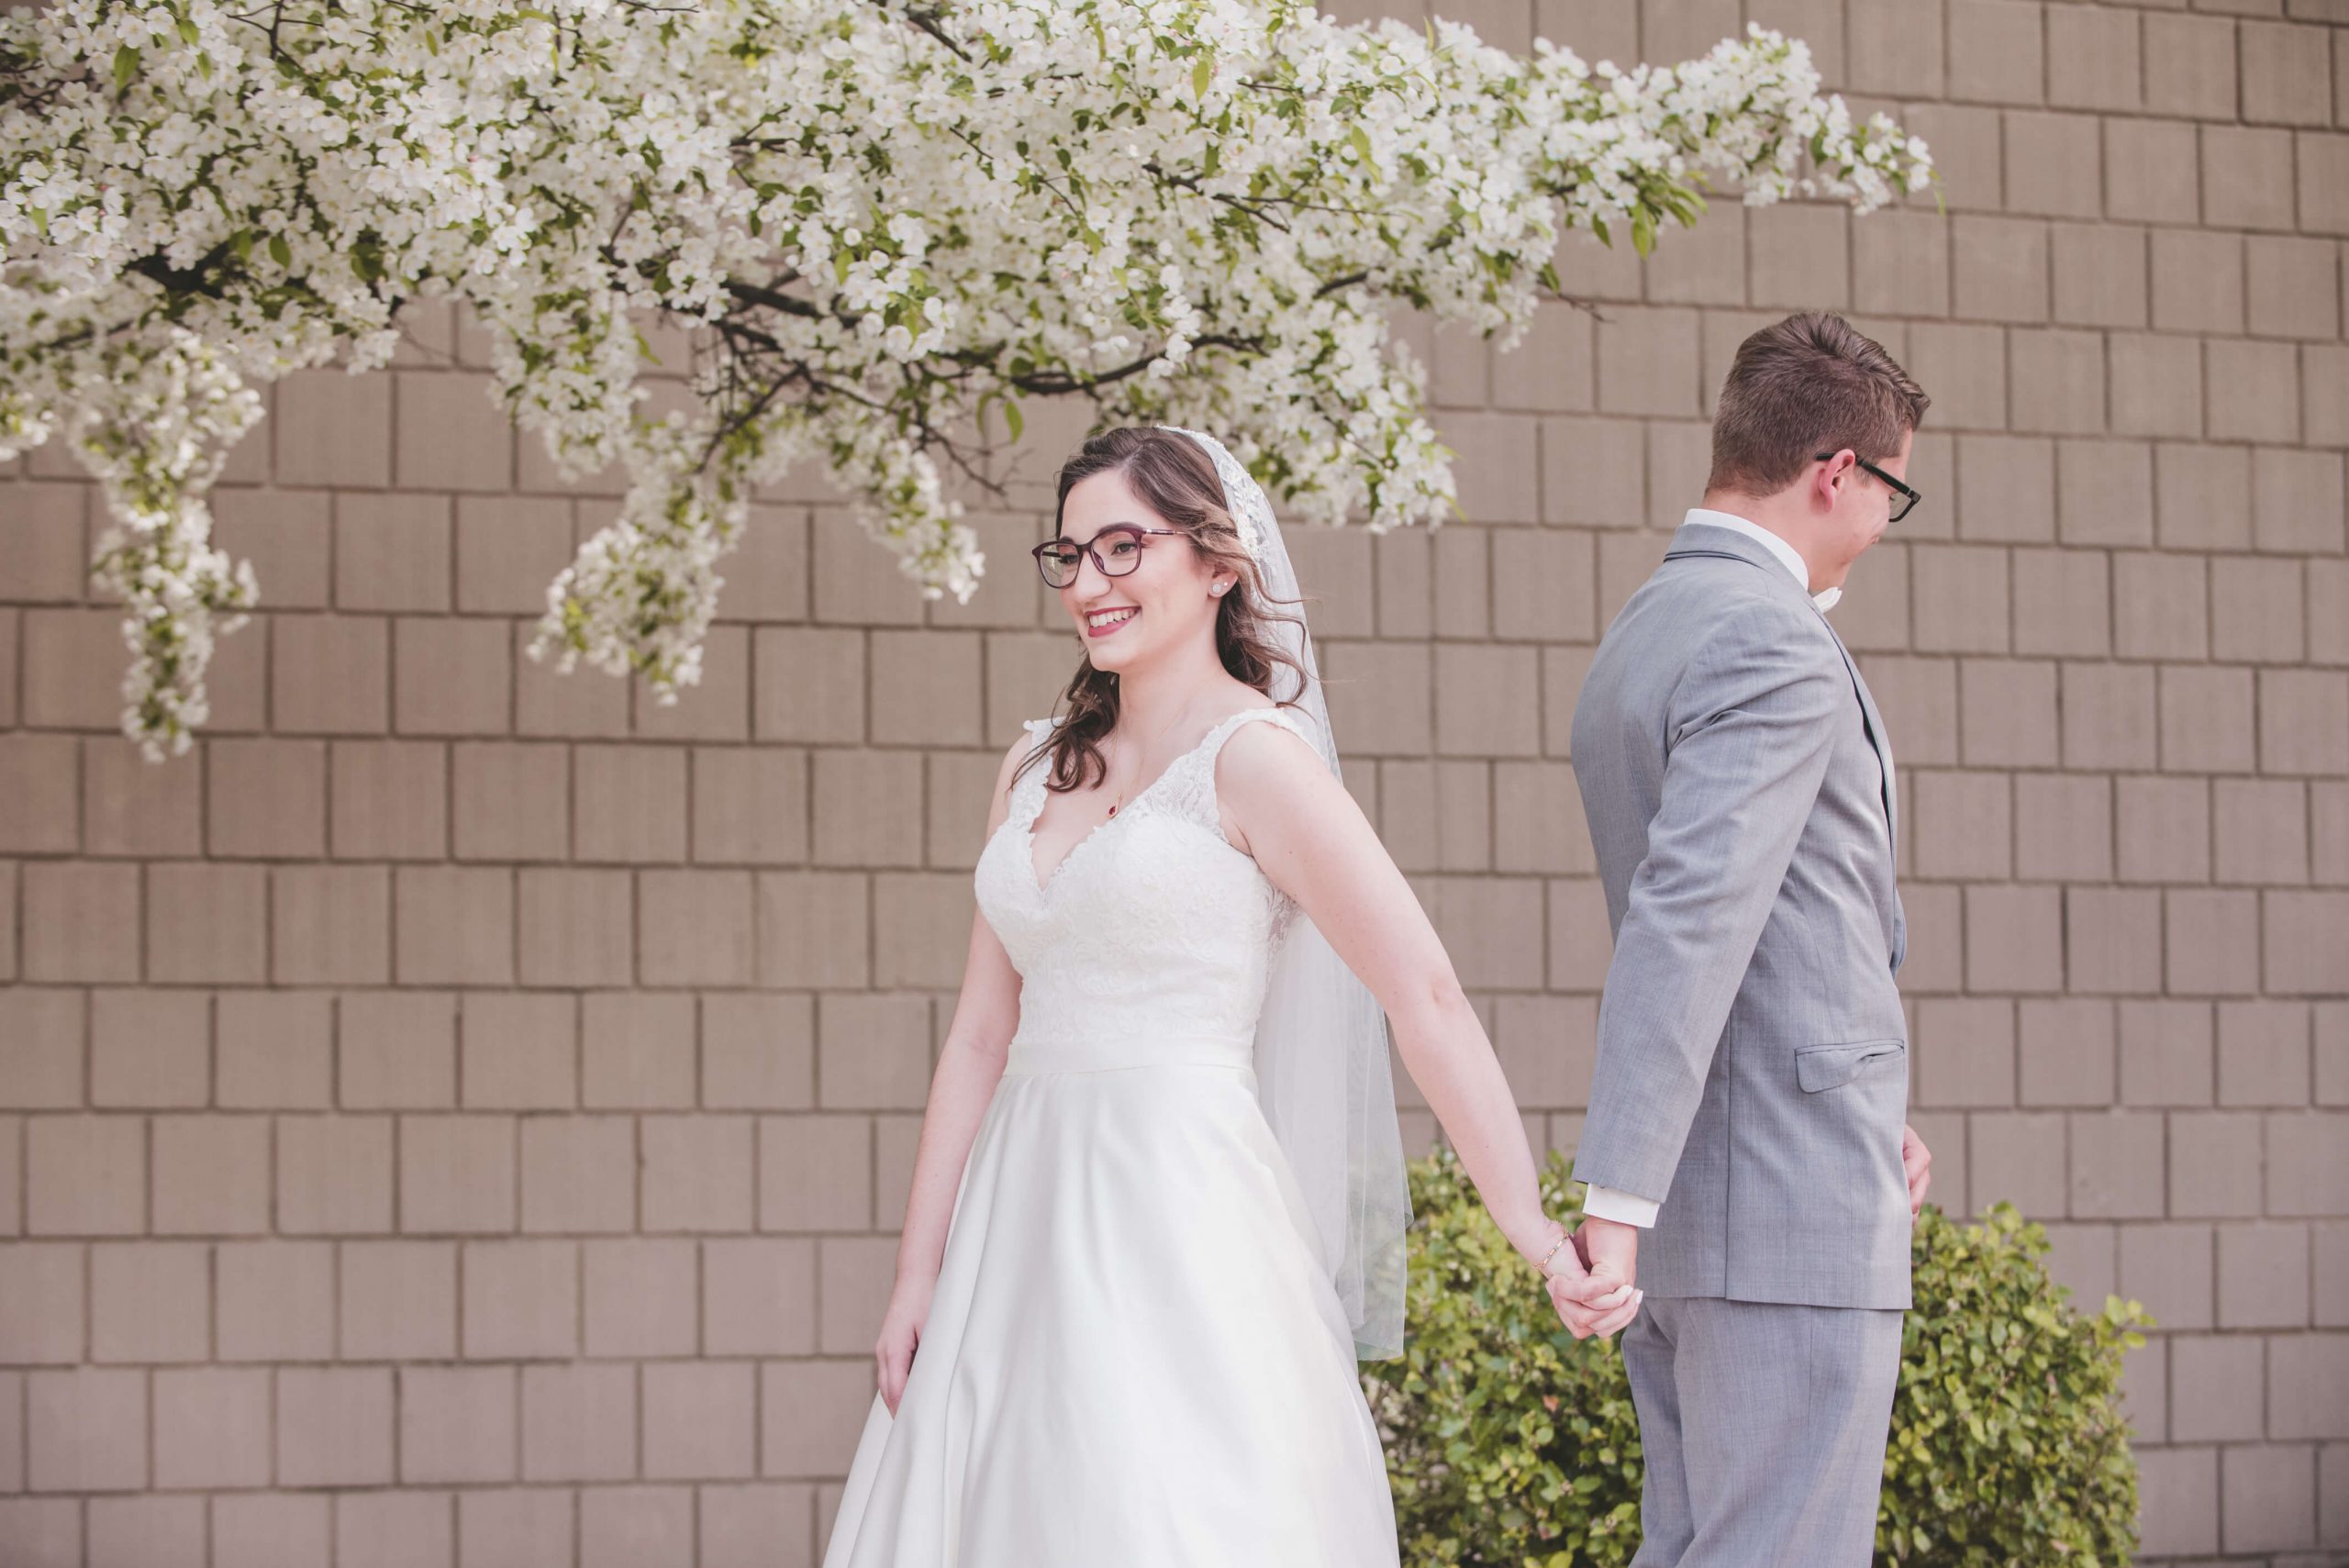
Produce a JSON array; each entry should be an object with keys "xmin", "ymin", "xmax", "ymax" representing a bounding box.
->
[
  {"xmin": 1161, "ymin": 705, "xmax": 1315, "ymax": 834},
  {"xmin": 1008, "ymin": 717, "xmax": 1060, "ymax": 831}
]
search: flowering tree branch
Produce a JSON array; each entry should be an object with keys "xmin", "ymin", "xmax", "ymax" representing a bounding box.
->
[{"xmin": 0, "ymin": 0, "xmax": 1932, "ymax": 758}]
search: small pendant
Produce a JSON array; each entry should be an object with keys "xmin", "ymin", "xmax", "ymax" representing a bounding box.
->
[{"xmin": 1107, "ymin": 802, "xmax": 1119, "ymax": 818}]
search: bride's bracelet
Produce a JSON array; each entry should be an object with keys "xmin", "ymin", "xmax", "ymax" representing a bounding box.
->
[{"xmin": 1534, "ymin": 1223, "xmax": 1574, "ymax": 1277}]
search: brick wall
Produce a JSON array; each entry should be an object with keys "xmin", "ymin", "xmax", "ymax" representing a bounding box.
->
[{"xmin": 1, "ymin": 0, "xmax": 2345, "ymax": 1562}]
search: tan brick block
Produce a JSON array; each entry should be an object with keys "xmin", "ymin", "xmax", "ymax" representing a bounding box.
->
[
  {"xmin": 760, "ymin": 1360, "xmax": 873, "ymax": 1478},
  {"xmin": 2210, "ymin": 339, "xmax": 2303, "ymax": 444},
  {"xmin": 1545, "ymin": 875, "xmax": 1613, "ymax": 991},
  {"xmin": 22, "ymin": 862, "xmax": 138, "ymax": 983},
  {"xmin": 2014, "ymin": 548, "xmax": 2111, "ymax": 660},
  {"xmin": 335, "ymin": 494, "xmax": 451, "ymax": 613},
  {"xmin": 213, "ymin": 488, "xmax": 330, "ymax": 607},
  {"xmin": 449, "ymin": 741, "xmax": 568, "ymax": 862},
  {"xmin": 211, "ymin": 1494, "xmax": 330, "ymax": 1568},
  {"xmin": 2045, "ymin": 4, "xmax": 2141, "ymax": 109},
  {"xmin": 341, "ymin": 1239, "xmax": 458, "ymax": 1359},
  {"xmin": 2172, "ymin": 1332, "xmax": 2265, "ymax": 1440},
  {"xmin": 2254, "ymin": 448, "xmax": 2347, "ymax": 554},
  {"xmin": 582, "ymin": 1235, "xmax": 696, "ymax": 1356},
  {"xmin": 698, "ymin": 1485, "xmax": 814, "ymax": 1568},
  {"xmin": 2221, "ymin": 1223, "xmax": 2312, "ymax": 1332},
  {"xmin": 81, "ymin": 738, "xmax": 199, "ymax": 859},
  {"xmin": 518, "ymin": 1115, "xmax": 633, "ymax": 1234},
  {"xmin": 28, "ymin": 1366, "xmax": 146, "ymax": 1491},
  {"xmin": 1490, "ymin": 760, "xmax": 1597, "ymax": 877},
  {"xmin": 2219, "ymin": 1000, "xmax": 2311, "ymax": 1106},
  {"xmin": 395, "ymin": 866, "xmax": 515, "ymax": 986},
  {"xmin": 2145, "ymin": 12, "xmax": 2238, "ymax": 119},
  {"xmin": 2111, "ymin": 553, "xmax": 2205, "ymax": 661},
  {"xmin": 638, "ymin": 869, "xmax": 755, "ymax": 987},
  {"xmin": 516, "ymin": 623, "xmax": 629, "ymax": 738},
  {"xmin": 811, "ymin": 508, "xmax": 926, "ymax": 628},
  {"xmin": 2048, "ymin": 224, "xmax": 2146, "ymax": 331},
  {"xmin": 273, "ymin": 367, "xmax": 391, "ymax": 486},
  {"xmin": 2070, "ymin": 1109, "xmax": 2165, "ymax": 1219},
  {"xmin": 329, "ymin": 740, "xmax": 446, "ymax": 860},
  {"xmin": 752, "ymin": 627, "xmax": 865, "ymax": 743},
  {"xmin": 399, "ymin": 1114, "xmax": 516, "ymax": 1234},
  {"xmin": 455, "ymin": 495, "xmax": 576, "ymax": 614},
  {"xmin": 807, "ymin": 750, "xmax": 923, "ymax": 871},
  {"xmin": 394, "ymin": 616, "xmax": 512, "ymax": 736},
  {"xmin": 817, "ymin": 1235, "xmax": 896, "ymax": 1355},
  {"xmin": 518, "ymin": 867, "xmax": 633, "ymax": 985},
  {"xmin": 2242, "ymin": 18, "xmax": 2333, "ymax": 125},
  {"xmin": 2320, "ymin": 781, "xmax": 2349, "ymax": 884},
  {"xmin": 982, "ymin": 630, "xmax": 1081, "ymax": 744},
  {"xmin": 212, "ymin": 992, "xmax": 328, "ymax": 1109},
  {"xmin": 2119, "ymin": 1219, "xmax": 2214, "ymax": 1332},
  {"xmin": 216, "ymin": 1239, "xmax": 333, "ymax": 1361},
  {"xmin": 817, "ymin": 993, "xmax": 931, "ymax": 1112},
  {"xmin": 458, "ymin": 994, "xmax": 575, "ymax": 1110},
  {"xmin": 139, "ymin": 863, "xmax": 260, "ymax": 985},
  {"xmin": 139, "ymin": 1371, "xmax": 266, "ymax": 1496},
  {"xmin": 2151, "ymin": 229, "xmax": 2244, "ymax": 337},
  {"xmin": 400, "ymin": 1365, "xmax": 517, "ymax": 1484},
  {"xmin": 1948, "ymin": 0, "xmax": 2043, "ymax": 103},
  {"xmin": 271, "ymin": 616, "xmax": 389, "ymax": 735},
  {"xmin": 640, "ymin": 1362, "xmax": 754, "ymax": 1480},
  {"xmin": 89, "ymin": 1240, "xmax": 208, "ymax": 1362},
  {"xmin": 2014, "ymin": 773, "xmax": 2112, "ymax": 883},
  {"xmin": 1955, "ymin": 435, "xmax": 2055, "ymax": 543},
  {"xmin": 1321, "ymin": 639, "xmax": 1431, "ymax": 755},
  {"xmin": 1491, "ymin": 297, "xmax": 1595, "ymax": 412},
  {"xmin": 873, "ymin": 873, "xmax": 972, "ymax": 989},
  {"xmin": 0, "ymin": 1241, "xmax": 84, "ymax": 1364},
  {"xmin": 27, "ymin": 1115, "xmax": 142, "ymax": 1235},
  {"xmin": 395, "ymin": 371, "xmax": 513, "ymax": 490},
  {"xmin": 2300, "ymin": 129, "xmax": 2349, "ymax": 236},
  {"xmin": 1969, "ymin": 1110, "xmax": 2070, "ymax": 1215},
  {"xmin": 571, "ymin": 744, "xmax": 687, "ymax": 863},
  {"xmin": 2060, "ymin": 662, "xmax": 2156, "ymax": 770},
  {"xmin": 1416, "ymin": 875, "xmax": 1542, "ymax": 989},
  {"xmin": 2004, "ymin": 111, "xmax": 2101, "ymax": 220},
  {"xmin": 704, "ymin": 1237, "xmax": 816, "ymax": 1356},
  {"xmin": 0, "ymin": 1118, "xmax": 16, "ymax": 1239},
  {"xmin": 458, "ymin": 1238, "xmax": 577, "ymax": 1361},
  {"xmin": 1595, "ymin": 307, "xmax": 1701, "ymax": 417},
  {"xmin": 1742, "ymin": 204, "xmax": 1846, "ymax": 311},
  {"xmin": 863, "ymin": 625, "xmax": 984, "ymax": 750},
  {"xmin": 579, "ymin": 1487, "xmax": 696, "ymax": 1568},
  {"xmin": 689, "ymin": 747, "xmax": 808, "ymax": 865},
  {"xmin": 706, "ymin": 504, "xmax": 813, "ymax": 628},
  {"xmin": 2263, "ymin": 669, "xmax": 2349, "ymax": 775},
  {"xmin": 641, "ymin": 1115, "xmax": 753, "ymax": 1233},
  {"xmin": 271, "ymin": 864, "xmax": 391, "ymax": 984},
  {"xmin": 2108, "ymin": 334, "xmax": 2203, "ymax": 440},
  {"xmin": 632, "ymin": 624, "xmax": 750, "ymax": 744},
  {"xmin": 1283, "ymin": 524, "xmax": 1375, "ymax": 640},
  {"xmin": 2066, "ymin": 886, "xmax": 2164, "ymax": 995},
  {"xmin": 1831, "ymin": 537, "xmax": 1911, "ymax": 653},
  {"xmin": 2268, "ymin": 889, "xmax": 2349, "ymax": 995},
  {"xmin": 1909, "ymin": 544, "xmax": 2008, "ymax": 653},
  {"xmin": 2135, "ymin": 1444, "xmax": 2219, "ymax": 1557},
  {"xmin": 0, "ymin": 990, "xmax": 83, "ymax": 1111},
  {"xmin": 151, "ymin": 1113, "xmax": 268, "ymax": 1235},
  {"xmin": 0, "ymin": 733, "xmax": 79, "ymax": 854},
  {"xmin": 206, "ymin": 737, "xmax": 326, "ymax": 859},
  {"xmin": 1433, "ymin": 643, "xmax": 1542, "ymax": 758},
  {"xmin": 2215, "ymin": 778, "xmax": 2310, "ymax": 885},
  {"xmin": 2167, "ymin": 887, "xmax": 2264, "ymax": 995},
  {"xmin": 2010, "ymin": 333, "xmax": 2106, "ymax": 438},
  {"xmin": 2206, "ymin": 127, "xmax": 2302, "ymax": 236},
  {"xmin": 276, "ymin": 1365, "xmax": 394, "ymax": 1486},
  {"xmin": 1958, "ymin": 662, "xmax": 2057, "ymax": 767},
  {"xmin": 2160, "ymin": 664, "xmax": 2256, "ymax": 773},
  {"xmin": 339, "ymin": 989, "xmax": 457, "ymax": 1109},
  {"xmin": 337, "ymin": 1490, "xmax": 458, "ymax": 1568},
  {"xmin": 751, "ymin": 871, "xmax": 866, "ymax": 989},
  {"xmin": 2266, "ymin": 1329, "xmax": 2349, "ymax": 1439},
  {"xmin": 2115, "ymin": 774, "xmax": 2211, "ymax": 885},
  {"xmin": 19, "ymin": 606, "xmax": 120, "ymax": 728},
  {"xmin": 455, "ymin": 1489, "xmax": 574, "ymax": 1568},
  {"xmin": 276, "ymin": 1114, "xmax": 393, "ymax": 1233},
  {"xmin": 758, "ymin": 1115, "xmax": 873, "ymax": 1232},
  {"xmin": 2247, "ymin": 236, "xmax": 2343, "ymax": 340},
  {"xmin": 1966, "ymin": 884, "xmax": 2064, "ymax": 993},
  {"xmin": 0, "ymin": 483, "xmax": 89, "ymax": 602},
  {"xmin": 2105, "ymin": 120, "xmax": 2198, "ymax": 228},
  {"xmin": 2210, "ymin": 555, "xmax": 2304, "ymax": 663},
  {"xmin": 86, "ymin": 989, "xmax": 207, "ymax": 1110},
  {"xmin": 1486, "ymin": 528, "xmax": 1593, "ymax": 643},
  {"xmin": 2269, "ymin": 1111, "xmax": 2349, "ymax": 1218},
  {"xmin": 575, "ymin": 992, "xmax": 690, "ymax": 1111},
  {"xmin": 1951, "ymin": 217, "xmax": 2047, "ymax": 324},
  {"xmin": 1845, "ymin": 207, "xmax": 1950, "ymax": 321},
  {"xmin": 699, "ymin": 994, "xmax": 814, "ymax": 1111}
]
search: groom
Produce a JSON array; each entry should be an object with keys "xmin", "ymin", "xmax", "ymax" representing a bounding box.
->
[{"xmin": 1559, "ymin": 312, "xmax": 1934, "ymax": 1564}]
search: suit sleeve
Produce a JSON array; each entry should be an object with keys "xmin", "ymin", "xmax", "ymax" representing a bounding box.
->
[{"xmin": 1570, "ymin": 607, "xmax": 1845, "ymax": 1207}]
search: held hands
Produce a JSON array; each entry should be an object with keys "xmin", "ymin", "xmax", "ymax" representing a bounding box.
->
[
  {"xmin": 1902, "ymin": 1122, "xmax": 1933, "ymax": 1220},
  {"xmin": 1532, "ymin": 1216, "xmax": 1642, "ymax": 1342},
  {"xmin": 874, "ymin": 1273, "xmax": 936, "ymax": 1416}
]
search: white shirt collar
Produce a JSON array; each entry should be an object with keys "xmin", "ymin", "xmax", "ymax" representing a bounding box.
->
[{"xmin": 1683, "ymin": 507, "xmax": 1841, "ymax": 612}]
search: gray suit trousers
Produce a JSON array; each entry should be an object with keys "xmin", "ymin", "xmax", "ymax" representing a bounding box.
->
[{"xmin": 1622, "ymin": 1296, "xmax": 1904, "ymax": 1568}]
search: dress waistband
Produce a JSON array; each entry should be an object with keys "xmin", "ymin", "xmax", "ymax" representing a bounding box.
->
[{"xmin": 1002, "ymin": 1031, "xmax": 1256, "ymax": 1076}]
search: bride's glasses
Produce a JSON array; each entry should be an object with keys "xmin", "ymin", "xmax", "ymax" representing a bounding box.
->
[{"xmin": 1032, "ymin": 524, "xmax": 1183, "ymax": 588}]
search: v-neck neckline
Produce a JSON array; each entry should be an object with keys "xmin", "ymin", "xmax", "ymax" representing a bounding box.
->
[{"xmin": 1021, "ymin": 706, "xmax": 1276, "ymax": 895}]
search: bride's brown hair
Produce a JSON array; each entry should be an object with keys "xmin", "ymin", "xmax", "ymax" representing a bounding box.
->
[{"xmin": 1023, "ymin": 427, "xmax": 1311, "ymax": 796}]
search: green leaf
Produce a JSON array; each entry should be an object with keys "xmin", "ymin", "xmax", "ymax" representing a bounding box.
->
[
  {"xmin": 112, "ymin": 45, "xmax": 139, "ymax": 91},
  {"xmin": 267, "ymin": 234, "xmax": 291, "ymax": 268},
  {"xmin": 1193, "ymin": 57, "xmax": 1212, "ymax": 100}
]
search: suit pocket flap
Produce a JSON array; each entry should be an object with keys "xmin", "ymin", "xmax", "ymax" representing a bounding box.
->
[{"xmin": 1796, "ymin": 1039, "xmax": 1907, "ymax": 1093}]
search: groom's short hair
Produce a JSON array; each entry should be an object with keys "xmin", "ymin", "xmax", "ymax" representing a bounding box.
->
[{"xmin": 1707, "ymin": 313, "xmax": 1929, "ymax": 497}]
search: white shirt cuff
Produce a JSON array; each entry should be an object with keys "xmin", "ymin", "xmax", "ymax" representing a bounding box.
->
[{"xmin": 1580, "ymin": 1184, "xmax": 1660, "ymax": 1229}]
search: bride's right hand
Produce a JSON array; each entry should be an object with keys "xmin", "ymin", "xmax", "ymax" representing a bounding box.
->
[{"xmin": 876, "ymin": 1274, "xmax": 936, "ymax": 1415}]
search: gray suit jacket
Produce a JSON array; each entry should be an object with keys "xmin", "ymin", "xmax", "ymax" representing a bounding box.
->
[{"xmin": 1570, "ymin": 520, "xmax": 1912, "ymax": 1310}]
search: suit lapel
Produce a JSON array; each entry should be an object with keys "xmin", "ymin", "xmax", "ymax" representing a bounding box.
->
[{"xmin": 1820, "ymin": 627, "xmax": 1898, "ymax": 866}]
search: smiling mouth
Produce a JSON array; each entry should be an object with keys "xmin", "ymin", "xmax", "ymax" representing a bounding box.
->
[{"xmin": 1085, "ymin": 606, "xmax": 1139, "ymax": 638}]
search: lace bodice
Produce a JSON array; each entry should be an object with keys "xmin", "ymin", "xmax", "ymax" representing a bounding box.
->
[{"xmin": 974, "ymin": 706, "xmax": 1316, "ymax": 1057}]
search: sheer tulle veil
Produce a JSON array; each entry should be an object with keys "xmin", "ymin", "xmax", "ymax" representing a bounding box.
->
[{"xmin": 1156, "ymin": 425, "xmax": 1412, "ymax": 1360}]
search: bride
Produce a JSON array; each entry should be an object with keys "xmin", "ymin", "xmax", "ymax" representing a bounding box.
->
[{"xmin": 820, "ymin": 425, "xmax": 1638, "ymax": 1566}]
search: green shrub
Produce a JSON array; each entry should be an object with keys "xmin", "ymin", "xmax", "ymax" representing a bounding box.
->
[{"xmin": 1364, "ymin": 1150, "xmax": 2151, "ymax": 1568}]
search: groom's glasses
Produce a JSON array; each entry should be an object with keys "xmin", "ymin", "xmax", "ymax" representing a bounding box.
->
[
  {"xmin": 1032, "ymin": 525, "xmax": 1182, "ymax": 588},
  {"xmin": 1816, "ymin": 450, "xmax": 1923, "ymax": 523}
]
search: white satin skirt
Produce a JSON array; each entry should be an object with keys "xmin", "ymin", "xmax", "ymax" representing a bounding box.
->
[{"xmin": 819, "ymin": 1036, "xmax": 1400, "ymax": 1567}]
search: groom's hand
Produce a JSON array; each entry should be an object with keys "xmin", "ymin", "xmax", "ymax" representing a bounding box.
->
[
  {"xmin": 1902, "ymin": 1123, "xmax": 1932, "ymax": 1219},
  {"xmin": 1551, "ymin": 1216, "xmax": 1642, "ymax": 1341}
]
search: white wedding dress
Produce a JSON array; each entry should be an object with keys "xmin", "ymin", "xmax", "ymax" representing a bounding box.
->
[{"xmin": 820, "ymin": 704, "xmax": 1401, "ymax": 1568}]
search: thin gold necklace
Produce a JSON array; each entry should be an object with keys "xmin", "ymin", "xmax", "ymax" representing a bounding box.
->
[{"xmin": 1105, "ymin": 697, "xmax": 1210, "ymax": 818}]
